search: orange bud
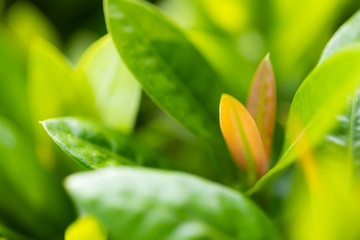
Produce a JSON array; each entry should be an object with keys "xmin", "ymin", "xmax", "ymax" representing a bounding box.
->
[{"xmin": 220, "ymin": 94, "xmax": 268, "ymax": 177}]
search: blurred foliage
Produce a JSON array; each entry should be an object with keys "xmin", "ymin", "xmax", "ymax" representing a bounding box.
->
[
  {"xmin": 1, "ymin": 0, "xmax": 360, "ymax": 239},
  {"xmin": 65, "ymin": 216, "xmax": 107, "ymax": 240},
  {"xmin": 160, "ymin": 0, "xmax": 360, "ymax": 101}
]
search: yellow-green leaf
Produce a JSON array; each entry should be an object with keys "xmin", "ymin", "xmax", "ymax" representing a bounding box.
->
[{"xmin": 76, "ymin": 35, "xmax": 141, "ymax": 133}]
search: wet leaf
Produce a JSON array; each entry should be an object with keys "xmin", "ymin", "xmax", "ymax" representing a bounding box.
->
[
  {"xmin": 66, "ymin": 167, "xmax": 281, "ymax": 240},
  {"xmin": 105, "ymin": 0, "xmax": 236, "ymax": 183}
]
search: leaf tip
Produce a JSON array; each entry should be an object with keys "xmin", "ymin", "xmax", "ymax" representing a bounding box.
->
[
  {"xmin": 263, "ymin": 53, "xmax": 273, "ymax": 71},
  {"xmin": 220, "ymin": 93, "xmax": 237, "ymax": 108},
  {"xmin": 264, "ymin": 52, "xmax": 270, "ymax": 61},
  {"xmin": 220, "ymin": 93, "xmax": 232, "ymax": 101}
]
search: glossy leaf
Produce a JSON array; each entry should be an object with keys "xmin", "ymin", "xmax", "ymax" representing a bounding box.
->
[
  {"xmin": 66, "ymin": 167, "xmax": 281, "ymax": 240},
  {"xmin": 76, "ymin": 35, "xmax": 141, "ymax": 133},
  {"xmin": 319, "ymin": 9, "xmax": 360, "ymax": 64},
  {"xmin": 42, "ymin": 117, "xmax": 135, "ymax": 169},
  {"xmin": 105, "ymin": 0, "xmax": 235, "ymax": 182},
  {"xmin": 105, "ymin": 0, "xmax": 224, "ymax": 139},
  {"xmin": 220, "ymin": 94, "xmax": 268, "ymax": 180},
  {"xmin": 42, "ymin": 117, "xmax": 165, "ymax": 169},
  {"xmin": 318, "ymin": 9, "xmax": 360, "ymax": 175},
  {"xmin": 0, "ymin": 116, "xmax": 73, "ymax": 239},
  {"xmin": 246, "ymin": 54, "xmax": 276, "ymax": 159},
  {"xmin": 65, "ymin": 216, "xmax": 107, "ymax": 240},
  {"xmin": 249, "ymin": 48, "xmax": 360, "ymax": 194}
]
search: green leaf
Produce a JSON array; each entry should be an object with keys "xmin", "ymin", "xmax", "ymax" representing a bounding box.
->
[
  {"xmin": 28, "ymin": 37, "xmax": 94, "ymax": 124},
  {"xmin": 42, "ymin": 117, "xmax": 164, "ymax": 169},
  {"xmin": 319, "ymin": 9, "xmax": 360, "ymax": 64},
  {"xmin": 76, "ymin": 35, "xmax": 141, "ymax": 133},
  {"xmin": 249, "ymin": 47, "xmax": 360, "ymax": 194},
  {"xmin": 66, "ymin": 167, "xmax": 281, "ymax": 240},
  {"xmin": 0, "ymin": 116, "xmax": 74, "ymax": 239},
  {"xmin": 28, "ymin": 37, "xmax": 73, "ymax": 121},
  {"xmin": 322, "ymin": 85, "xmax": 360, "ymax": 175},
  {"xmin": 28, "ymin": 37, "xmax": 97, "ymax": 168},
  {"xmin": 317, "ymin": 9, "xmax": 360, "ymax": 175},
  {"xmin": 0, "ymin": 25, "xmax": 31, "ymax": 134},
  {"xmin": 105, "ymin": 0, "xmax": 235, "ymax": 183},
  {"xmin": 105, "ymin": 0, "xmax": 223, "ymax": 139}
]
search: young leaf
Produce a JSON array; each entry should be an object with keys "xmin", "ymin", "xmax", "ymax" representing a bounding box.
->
[
  {"xmin": 246, "ymin": 54, "xmax": 276, "ymax": 159},
  {"xmin": 42, "ymin": 117, "xmax": 164, "ymax": 169},
  {"xmin": 249, "ymin": 47, "xmax": 360, "ymax": 195},
  {"xmin": 105, "ymin": 0, "xmax": 235, "ymax": 183},
  {"xmin": 220, "ymin": 94, "xmax": 268, "ymax": 179},
  {"xmin": 76, "ymin": 35, "xmax": 141, "ymax": 133},
  {"xmin": 66, "ymin": 167, "xmax": 281, "ymax": 240}
]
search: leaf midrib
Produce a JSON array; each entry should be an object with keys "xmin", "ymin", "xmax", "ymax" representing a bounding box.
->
[
  {"xmin": 47, "ymin": 125, "xmax": 136, "ymax": 168},
  {"xmin": 348, "ymin": 88, "xmax": 356, "ymax": 173},
  {"xmin": 229, "ymin": 100, "xmax": 257, "ymax": 181}
]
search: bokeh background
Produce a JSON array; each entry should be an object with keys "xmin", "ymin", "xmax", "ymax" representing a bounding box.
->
[{"xmin": 1, "ymin": 0, "xmax": 360, "ymax": 239}]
